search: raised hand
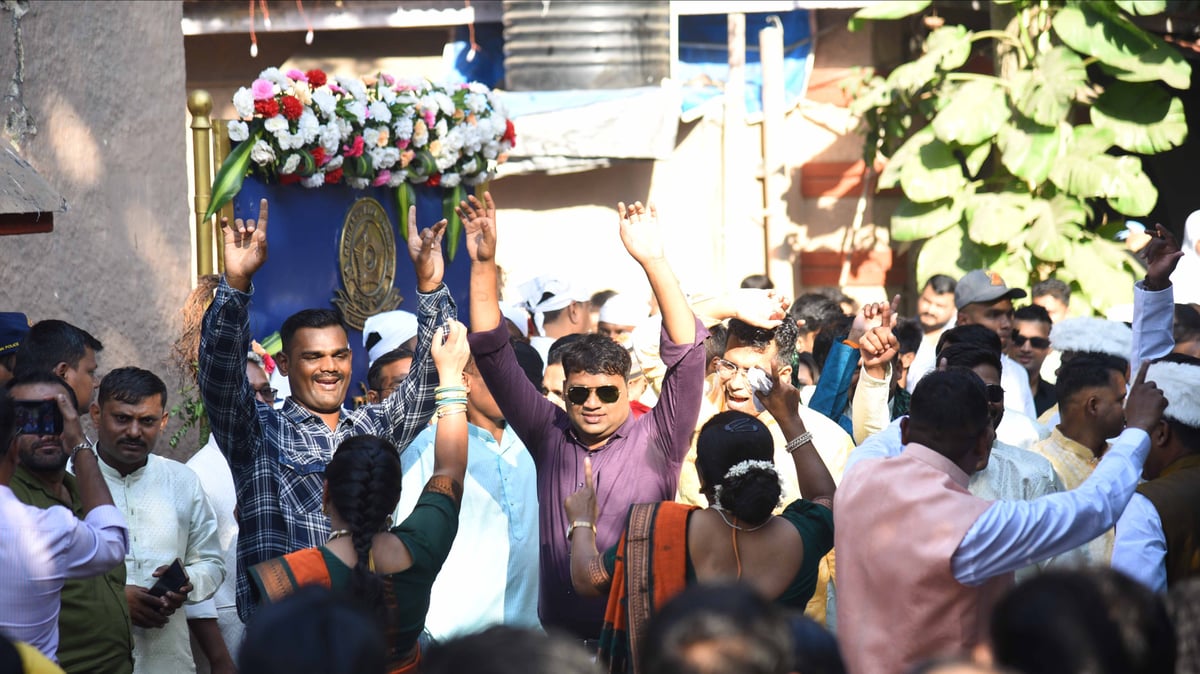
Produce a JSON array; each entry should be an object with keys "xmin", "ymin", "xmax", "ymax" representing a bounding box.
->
[
  {"xmin": 1125, "ymin": 360, "xmax": 1167, "ymax": 433},
  {"xmin": 732, "ymin": 289, "xmax": 790, "ymax": 329},
  {"xmin": 1140, "ymin": 223, "xmax": 1184, "ymax": 291},
  {"xmin": 457, "ymin": 192, "xmax": 497, "ymax": 264},
  {"xmin": 848, "ymin": 294, "xmax": 900, "ymax": 344},
  {"xmin": 431, "ymin": 320, "xmax": 470, "ymax": 381},
  {"xmin": 222, "ymin": 198, "xmax": 269, "ymax": 292},
  {"xmin": 564, "ymin": 455, "xmax": 598, "ymax": 527},
  {"xmin": 617, "ymin": 201, "xmax": 665, "ymax": 265},
  {"xmin": 758, "ymin": 362, "xmax": 805, "ymax": 425},
  {"xmin": 406, "ymin": 205, "xmax": 447, "ymax": 293}
]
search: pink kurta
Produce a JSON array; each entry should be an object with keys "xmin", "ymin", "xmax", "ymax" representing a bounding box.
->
[{"xmin": 834, "ymin": 443, "xmax": 1012, "ymax": 674}]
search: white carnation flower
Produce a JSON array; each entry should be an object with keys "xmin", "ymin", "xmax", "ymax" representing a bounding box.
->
[
  {"xmin": 435, "ymin": 152, "xmax": 456, "ymax": 171},
  {"xmin": 233, "ymin": 88, "xmax": 255, "ymax": 119},
  {"xmin": 465, "ymin": 93, "xmax": 487, "ymax": 115},
  {"xmin": 379, "ymin": 87, "xmax": 397, "ymax": 104},
  {"xmin": 249, "ymin": 140, "xmax": 276, "ymax": 165},
  {"xmin": 336, "ymin": 76, "xmax": 367, "ymax": 101},
  {"xmin": 325, "ymin": 155, "xmax": 344, "ymax": 170},
  {"xmin": 418, "ymin": 95, "xmax": 439, "ymax": 116},
  {"xmin": 263, "ymin": 115, "xmax": 288, "ymax": 133},
  {"xmin": 433, "ymin": 92, "xmax": 455, "ymax": 116},
  {"xmin": 310, "ymin": 88, "xmax": 337, "ymax": 117},
  {"xmin": 434, "ymin": 118, "xmax": 448, "ymax": 139},
  {"xmin": 368, "ymin": 101, "xmax": 392, "ymax": 124},
  {"xmin": 344, "ymin": 100, "xmax": 368, "ymax": 125},
  {"xmin": 227, "ymin": 120, "xmax": 250, "ymax": 142},
  {"xmin": 467, "ymin": 82, "xmax": 488, "ymax": 94},
  {"xmin": 461, "ymin": 157, "xmax": 478, "ymax": 175},
  {"xmin": 412, "ymin": 126, "xmax": 428, "ymax": 148},
  {"xmin": 259, "ymin": 67, "xmax": 288, "ymax": 87},
  {"xmin": 387, "ymin": 171, "xmax": 405, "ymax": 187},
  {"xmin": 298, "ymin": 110, "xmax": 320, "ymax": 143},
  {"xmin": 335, "ymin": 117, "xmax": 353, "ymax": 138},
  {"xmin": 301, "ymin": 172, "xmax": 325, "ymax": 188},
  {"xmin": 440, "ymin": 172, "xmax": 461, "ymax": 188},
  {"xmin": 319, "ymin": 124, "xmax": 341, "ymax": 153},
  {"xmin": 347, "ymin": 177, "xmax": 370, "ymax": 190},
  {"xmin": 362, "ymin": 127, "xmax": 380, "ymax": 148},
  {"xmin": 281, "ymin": 153, "xmax": 302, "ymax": 175},
  {"xmin": 392, "ymin": 116, "xmax": 414, "ymax": 141},
  {"xmin": 368, "ymin": 147, "xmax": 391, "ymax": 170}
]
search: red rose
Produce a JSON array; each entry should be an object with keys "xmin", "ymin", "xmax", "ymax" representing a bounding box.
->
[
  {"xmin": 427, "ymin": 173, "xmax": 441, "ymax": 187},
  {"xmin": 502, "ymin": 119, "xmax": 517, "ymax": 146},
  {"xmin": 311, "ymin": 146, "xmax": 327, "ymax": 166},
  {"xmin": 326, "ymin": 168, "xmax": 343, "ymax": 184},
  {"xmin": 254, "ymin": 99, "xmax": 280, "ymax": 117},
  {"xmin": 306, "ymin": 69, "xmax": 327, "ymax": 87},
  {"xmin": 280, "ymin": 173, "xmax": 303, "ymax": 185},
  {"xmin": 281, "ymin": 95, "xmax": 304, "ymax": 121}
]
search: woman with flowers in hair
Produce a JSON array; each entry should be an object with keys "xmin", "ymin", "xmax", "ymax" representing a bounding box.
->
[
  {"xmin": 245, "ymin": 321, "xmax": 472, "ymax": 674},
  {"xmin": 565, "ymin": 373, "xmax": 837, "ymax": 674}
]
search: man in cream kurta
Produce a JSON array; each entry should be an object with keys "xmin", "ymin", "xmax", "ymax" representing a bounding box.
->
[{"xmin": 92, "ymin": 367, "xmax": 223, "ymax": 674}]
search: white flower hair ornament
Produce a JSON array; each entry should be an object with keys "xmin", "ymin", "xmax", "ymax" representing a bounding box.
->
[{"xmin": 712, "ymin": 460, "xmax": 783, "ymax": 510}]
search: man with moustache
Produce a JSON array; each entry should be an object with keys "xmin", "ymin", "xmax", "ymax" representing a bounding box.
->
[
  {"xmin": 3, "ymin": 373, "xmax": 130, "ymax": 670},
  {"xmin": 93, "ymin": 367, "xmax": 223, "ymax": 674},
  {"xmin": 953, "ymin": 270, "xmax": 1038, "ymax": 419},
  {"xmin": 197, "ymin": 200, "xmax": 456, "ymax": 621},
  {"xmin": 905, "ymin": 274, "xmax": 957, "ymax": 393}
]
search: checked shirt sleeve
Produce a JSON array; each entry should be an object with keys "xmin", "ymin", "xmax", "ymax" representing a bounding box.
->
[
  {"xmin": 198, "ymin": 277, "xmax": 265, "ymax": 465},
  {"xmin": 377, "ymin": 284, "xmax": 457, "ymax": 451}
]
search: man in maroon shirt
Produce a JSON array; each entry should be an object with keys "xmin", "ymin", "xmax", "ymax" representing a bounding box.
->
[{"xmin": 458, "ymin": 194, "xmax": 708, "ymax": 640}]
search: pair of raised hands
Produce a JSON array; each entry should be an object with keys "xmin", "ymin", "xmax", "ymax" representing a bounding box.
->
[{"xmin": 221, "ymin": 199, "xmax": 450, "ymax": 293}]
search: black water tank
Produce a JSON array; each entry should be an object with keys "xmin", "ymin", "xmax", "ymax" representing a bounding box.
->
[{"xmin": 502, "ymin": 0, "xmax": 670, "ymax": 91}]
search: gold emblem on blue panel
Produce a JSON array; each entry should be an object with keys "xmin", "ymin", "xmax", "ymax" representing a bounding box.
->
[{"xmin": 333, "ymin": 198, "xmax": 402, "ymax": 330}]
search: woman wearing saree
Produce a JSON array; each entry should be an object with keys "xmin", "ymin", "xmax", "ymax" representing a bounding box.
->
[
  {"xmin": 565, "ymin": 373, "xmax": 837, "ymax": 674},
  {"xmin": 247, "ymin": 320, "xmax": 472, "ymax": 674}
]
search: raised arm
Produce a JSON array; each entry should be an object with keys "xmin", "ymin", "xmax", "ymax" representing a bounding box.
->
[
  {"xmin": 761, "ymin": 364, "xmax": 836, "ymax": 506},
  {"xmin": 852, "ymin": 299, "xmax": 901, "ymax": 443},
  {"xmin": 459, "ymin": 192, "xmax": 503, "ymax": 334},
  {"xmin": 198, "ymin": 199, "xmax": 269, "ymax": 464},
  {"xmin": 1132, "ymin": 223, "xmax": 1183, "ymax": 372},
  {"xmin": 429, "ymin": 321, "xmax": 472, "ymax": 496},
  {"xmin": 377, "ymin": 207, "xmax": 457, "ymax": 450},
  {"xmin": 619, "ymin": 201, "xmax": 694, "ymax": 345}
]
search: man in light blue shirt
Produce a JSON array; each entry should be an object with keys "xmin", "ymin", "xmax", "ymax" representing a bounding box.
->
[{"xmin": 393, "ymin": 355, "xmax": 540, "ymax": 641}]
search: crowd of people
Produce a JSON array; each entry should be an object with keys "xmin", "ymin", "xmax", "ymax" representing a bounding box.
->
[{"xmin": 0, "ymin": 194, "xmax": 1199, "ymax": 674}]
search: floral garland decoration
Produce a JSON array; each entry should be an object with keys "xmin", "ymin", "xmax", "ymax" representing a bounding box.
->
[{"xmin": 204, "ymin": 66, "xmax": 516, "ymax": 259}]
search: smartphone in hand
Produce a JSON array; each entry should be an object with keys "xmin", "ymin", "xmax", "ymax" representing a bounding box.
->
[{"xmin": 147, "ymin": 559, "xmax": 188, "ymax": 598}]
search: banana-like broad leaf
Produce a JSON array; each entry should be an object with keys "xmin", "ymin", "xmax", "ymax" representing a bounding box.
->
[
  {"xmin": 962, "ymin": 142, "xmax": 991, "ymax": 178},
  {"xmin": 878, "ymin": 126, "xmax": 936, "ymax": 190},
  {"xmin": 967, "ymin": 192, "xmax": 1033, "ymax": 246},
  {"xmin": 1025, "ymin": 200, "xmax": 1074, "ymax": 262},
  {"xmin": 442, "ymin": 185, "xmax": 464, "ymax": 261},
  {"xmin": 1063, "ymin": 238, "xmax": 1136, "ymax": 312},
  {"xmin": 926, "ymin": 25, "xmax": 973, "ymax": 71},
  {"xmin": 848, "ymin": 1, "xmax": 931, "ymax": 31},
  {"xmin": 891, "ymin": 195, "xmax": 964, "ymax": 241},
  {"xmin": 932, "ymin": 80, "xmax": 1010, "ymax": 146},
  {"xmin": 996, "ymin": 116, "xmax": 1062, "ymax": 187},
  {"xmin": 1052, "ymin": 3, "xmax": 1190, "ymax": 90},
  {"xmin": 1115, "ymin": 1, "xmax": 1166, "ymax": 15},
  {"xmin": 1106, "ymin": 156, "xmax": 1158, "ymax": 216},
  {"xmin": 204, "ymin": 131, "xmax": 261, "ymax": 222},
  {"xmin": 1012, "ymin": 47, "xmax": 1088, "ymax": 127},
  {"xmin": 1069, "ymin": 124, "xmax": 1118, "ymax": 155},
  {"xmin": 900, "ymin": 139, "xmax": 968, "ymax": 203},
  {"xmin": 914, "ymin": 224, "xmax": 987, "ymax": 285},
  {"xmin": 1091, "ymin": 81, "xmax": 1187, "ymax": 154}
]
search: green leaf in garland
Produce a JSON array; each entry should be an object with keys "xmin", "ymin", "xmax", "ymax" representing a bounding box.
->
[
  {"xmin": 204, "ymin": 129, "xmax": 261, "ymax": 222},
  {"xmin": 443, "ymin": 185, "xmax": 464, "ymax": 261},
  {"xmin": 396, "ymin": 182, "xmax": 414, "ymax": 241}
]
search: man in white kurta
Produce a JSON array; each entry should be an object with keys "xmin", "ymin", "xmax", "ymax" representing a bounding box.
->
[{"xmin": 92, "ymin": 367, "xmax": 223, "ymax": 674}]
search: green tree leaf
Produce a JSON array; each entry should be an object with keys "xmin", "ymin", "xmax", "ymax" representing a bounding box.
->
[
  {"xmin": 962, "ymin": 142, "xmax": 991, "ymax": 178},
  {"xmin": 915, "ymin": 223, "xmax": 983, "ymax": 283},
  {"xmin": 848, "ymin": 1, "xmax": 931, "ymax": 31},
  {"xmin": 891, "ymin": 195, "xmax": 965, "ymax": 241},
  {"xmin": 900, "ymin": 139, "xmax": 968, "ymax": 203},
  {"xmin": 1106, "ymin": 156, "xmax": 1158, "ymax": 216},
  {"xmin": 1063, "ymin": 238, "xmax": 1137, "ymax": 312},
  {"xmin": 1115, "ymin": 1, "xmax": 1166, "ymax": 16},
  {"xmin": 879, "ymin": 126, "xmax": 935, "ymax": 190},
  {"xmin": 925, "ymin": 25, "xmax": 973, "ymax": 71},
  {"xmin": 1012, "ymin": 47, "xmax": 1088, "ymax": 127},
  {"xmin": 1091, "ymin": 81, "xmax": 1187, "ymax": 154},
  {"xmin": 932, "ymin": 80, "xmax": 1011, "ymax": 146},
  {"xmin": 1025, "ymin": 199, "xmax": 1077, "ymax": 262},
  {"xmin": 1052, "ymin": 3, "xmax": 1191, "ymax": 89},
  {"xmin": 966, "ymin": 192, "xmax": 1033, "ymax": 246},
  {"xmin": 996, "ymin": 116, "xmax": 1062, "ymax": 187},
  {"xmin": 204, "ymin": 131, "xmax": 260, "ymax": 222}
]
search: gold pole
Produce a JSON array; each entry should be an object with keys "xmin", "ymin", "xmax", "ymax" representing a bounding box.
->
[
  {"xmin": 188, "ymin": 90, "xmax": 215, "ymax": 278},
  {"xmin": 212, "ymin": 125, "xmax": 231, "ymax": 274}
]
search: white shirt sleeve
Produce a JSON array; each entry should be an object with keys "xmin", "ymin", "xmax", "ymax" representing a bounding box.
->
[
  {"xmin": 1001, "ymin": 354, "xmax": 1038, "ymax": 420},
  {"xmin": 183, "ymin": 484, "xmax": 226, "ymax": 604},
  {"xmin": 1111, "ymin": 492, "xmax": 1167, "ymax": 593},
  {"xmin": 952, "ymin": 427, "xmax": 1150, "ymax": 585},
  {"xmin": 1131, "ymin": 281, "xmax": 1175, "ymax": 374},
  {"xmin": 852, "ymin": 363, "xmax": 893, "ymax": 445},
  {"xmin": 845, "ymin": 417, "xmax": 904, "ymax": 473}
]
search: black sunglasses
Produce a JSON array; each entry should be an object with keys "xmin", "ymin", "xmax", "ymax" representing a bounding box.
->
[
  {"xmin": 1011, "ymin": 331, "xmax": 1050, "ymax": 350},
  {"xmin": 985, "ymin": 384, "xmax": 1005, "ymax": 404},
  {"xmin": 566, "ymin": 385, "xmax": 621, "ymax": 405}
]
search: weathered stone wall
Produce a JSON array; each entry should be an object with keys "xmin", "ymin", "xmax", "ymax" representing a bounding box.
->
[{"xmin": 0, "ymin": 1, "xmax": 192, "ymax": 457}]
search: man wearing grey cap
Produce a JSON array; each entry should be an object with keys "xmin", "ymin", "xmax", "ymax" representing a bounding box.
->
[{"xmin": 954, "ymin": 270, "xmax": 1038, "ymax": 420}]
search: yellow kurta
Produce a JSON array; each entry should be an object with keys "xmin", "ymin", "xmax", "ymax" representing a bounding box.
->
[{"xmin": 1031, "ymin": 427, "xmax": 1113, "ymax": 563}]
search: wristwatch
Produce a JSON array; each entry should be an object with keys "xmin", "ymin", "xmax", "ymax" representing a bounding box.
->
[
  {"xmin": 566, "ymin": 520, "xmax": 596, "ymax": 541},
  {"xmin": 70, "ymin": 442, "xmax": 96, "ymax": 462}
]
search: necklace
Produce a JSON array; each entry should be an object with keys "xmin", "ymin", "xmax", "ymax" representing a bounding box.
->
[
  {"xmin": 327, "ymin": 529, "xmax": 351, "ymax": 543},
  {"xmin": 713, "ymin": 508, "xmax": 771, "ymax": 580},
  {"xmin": 714, "ymin": 508, "xmax": 771, "ymax": 532}
]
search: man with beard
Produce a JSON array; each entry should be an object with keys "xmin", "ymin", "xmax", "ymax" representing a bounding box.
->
[
  {"xmin": 93, "ymin": 368, "xmax": 223, "ymax": 674},
  {"xmin": 2, "ymin": 373, "xmax": 129, "ymax": 669},
  {"xmin": 953, "ymin": 270, "xmax": 1038, "ymax": 420},
  {"xmin": 905, "ymin": 274, "xmax": 957, "ymax": 393},
  {"xmin": 197, "ymin": 200, "xmax": 455, "ymax": 621}
]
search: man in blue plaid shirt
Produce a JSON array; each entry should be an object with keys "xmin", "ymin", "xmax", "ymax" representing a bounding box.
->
[{"xmin": 197, "ymin": 199, "xmax": 456, "ymax": 620}]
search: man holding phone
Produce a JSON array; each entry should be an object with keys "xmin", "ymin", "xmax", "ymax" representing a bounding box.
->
[
  {"xmin": 92, "ymin": 367, "xmax": 223, "ymax": 674},
  {"xmin": 0, "ymin": 376, "xmax": 129, "ymax": 666}
]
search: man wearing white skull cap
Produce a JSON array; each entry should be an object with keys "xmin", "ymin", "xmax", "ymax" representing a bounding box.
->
[
  {"xmin": 519, "ymin": 276, "xmax": 592, "ymax": 366},
  {"xmin": 1112, "ymin": 353, "xmax": 1200, "ymax": 591},
  {"xmin": 362, "ymin": 310, "xmax": 418, "ymax": 367}
]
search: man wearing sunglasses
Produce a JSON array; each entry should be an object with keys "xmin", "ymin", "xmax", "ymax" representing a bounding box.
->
[
  {"xmin": 458, "ymin": 193, "xmax": 708, "ymax": 642},
  {"xmin": 1008, "ymin": 305, "xmax": 1057, "ymax": 417}
]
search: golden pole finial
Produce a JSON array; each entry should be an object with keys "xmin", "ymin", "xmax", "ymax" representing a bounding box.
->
[{"xmin": 189, "ymin": 90, "xmax": 215, "ymax": 279}]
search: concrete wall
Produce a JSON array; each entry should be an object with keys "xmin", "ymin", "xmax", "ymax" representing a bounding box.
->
[{"xmin": 0, "ymin": 1, "xmax": 191, "ymax": 456}]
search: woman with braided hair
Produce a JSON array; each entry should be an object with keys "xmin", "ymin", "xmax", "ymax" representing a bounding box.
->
[
  {"xmin": 247, "ymin": 321, "xmax": 472, "ymax": 674},
  {"xmin": 565, "ymin": 369, "xmax": 837, "ymax": 674}
]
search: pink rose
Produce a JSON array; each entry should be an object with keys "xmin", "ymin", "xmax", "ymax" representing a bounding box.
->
[
  {"xmin": 286, "ymin": 68, "xmax": 307, "ymax": 82},
  {"xmin": 382, "ymin": 74, "xmax": 395, "ymax": 86},
  {"xmin": 342, "ymin": 136, "xmax": 364, "ymax": 158},
  {"xmin": 396, "ymin": 138, "xmax": 410, "ymax": 150},
  {"xmin": 423, "ymin": 110, "xmax": 436, "ymax": 127},
  {"xmin": 251, "ymin": 79, "xmax": 275, "ymax": 101},
  {"xmin": 372, "ymin": 170, "xmax": 391, "ymax": 187}
]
